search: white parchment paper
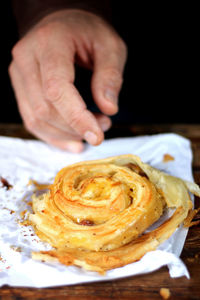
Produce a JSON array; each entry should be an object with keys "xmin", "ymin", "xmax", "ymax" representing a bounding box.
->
[{"xmin": 0, "ymin": 133, "xmax": 193, "ymax": 287}]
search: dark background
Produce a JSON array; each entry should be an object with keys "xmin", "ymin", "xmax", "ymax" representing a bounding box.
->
[{"xmin": 0, "ymin": 2, "xmax": 198, "ymax": 125}]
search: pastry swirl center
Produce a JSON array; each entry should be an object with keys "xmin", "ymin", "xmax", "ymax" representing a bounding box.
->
[{"xmin": 54, "ymin": 166, "xmax": 136, "ymax": 225}]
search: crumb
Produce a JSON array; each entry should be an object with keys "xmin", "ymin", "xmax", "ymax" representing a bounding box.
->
[
  {"xmin": 162, "ymin": 154, "xmax": 175, "ymax": 163},
  {"xmin": 187, "ymin": 253, "xmax": 199, "ymax": 263},
  {"xmin": 187, "ymin": 257, "xmax": 195, "ymax": 263},
  {"xmin": 18, "ymin": 219, "xmax": 32, "ymax": 226},
  {"xmin": 0, "ymin": 176, "xmax": 13, "ymax": 190},
  {"xmin": 10, "ymin": 245, "xmax": 22, "ymax": 252},
  {"xmin": 20, "ymin": 210, "xmax": 27, "ymax": 219},
  {"xmin": 27, "ymin": 201, "xmax": 33, "ymax": 207},
  {"xmin": 160, "ymin": 288, "xmax": 171, "ymax": 299}
]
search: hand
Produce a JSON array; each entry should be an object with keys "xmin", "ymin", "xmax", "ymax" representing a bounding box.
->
[{"xmin": 9, "ymin": 9, "xmax": 127, "ymax": 152}]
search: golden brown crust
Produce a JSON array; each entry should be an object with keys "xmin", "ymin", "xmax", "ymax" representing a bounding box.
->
[{"xmin": 29, "ymin": 154, "xmax": 200, "ymax": 273}]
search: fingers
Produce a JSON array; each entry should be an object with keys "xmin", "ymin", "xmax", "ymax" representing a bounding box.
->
[
  {"xmin": 39, "ymin": 46, "xmax": 105, "ymax": 146},
  {"xmin": 9, "ymin": 61, "xmax": 84, "ymax": 153},
  {"xmin": 9, "ymin": 58, "xmax": 111, "ymax": 152},
  {"xmin": 91, "ymin": 36, "xmax": 127, "ymax": 116}
]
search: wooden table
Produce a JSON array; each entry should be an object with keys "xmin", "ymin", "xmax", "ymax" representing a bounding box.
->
[{"xmin": 0, "ymin": 123, "xmax": 200, "ymax": 300}]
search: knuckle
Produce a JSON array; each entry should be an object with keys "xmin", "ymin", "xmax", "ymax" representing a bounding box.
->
[
  {"xmin": 36, "ymin": 24, "xmax": 52, "ymax": 43},
  {"xmin": 108, "ymin": 34, "xmax": 128, "ymax": 62},
  {"xmin": 118, "ymin": 38, "xmax": 128, "ymax": 58},
  {"xmin": 44, "ymin": 76, "xmax": 63, "ymax": 103},
  {"xmin": 8, "ymin": 62, "xmax": 14, "ymax": 76},
  {"xmin": 110, "ymin": 33, "xmax": 125, "ymax": 48},
  {"xmin": 11, "ymin": 40, "xmax": 31, "ymax": 70},
  {"xmin": 35, "ymin": 21, "xmax": 64, "ymax": 50},
  {"xmin": 11, "ymin": 41, "xmax": 24, "ymax": 61}
]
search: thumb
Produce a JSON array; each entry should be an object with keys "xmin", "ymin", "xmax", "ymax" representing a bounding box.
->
[{"xmin": 91, "ymin": 39, "xmax": 127, "ymax": 116}]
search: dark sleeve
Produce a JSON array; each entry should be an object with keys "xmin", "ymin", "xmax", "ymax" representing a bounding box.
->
[{"xmin": 12, "ymin": 0, "xmax": 112, "ymax": 36}]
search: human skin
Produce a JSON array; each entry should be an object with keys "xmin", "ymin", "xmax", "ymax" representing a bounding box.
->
[{"xmin": 9, "ymin": 9, "xmax": 127, "ymax": 152}]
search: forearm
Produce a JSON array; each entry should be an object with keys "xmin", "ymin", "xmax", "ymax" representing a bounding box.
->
[{"xmin": 12, "ymin": 0, "xmax": 112, "ymax": 36}]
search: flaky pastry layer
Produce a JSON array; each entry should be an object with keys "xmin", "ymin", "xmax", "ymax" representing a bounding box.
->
[{"xmin": 29, "ymin": 154, "xmax": 200, "ymax": 274}]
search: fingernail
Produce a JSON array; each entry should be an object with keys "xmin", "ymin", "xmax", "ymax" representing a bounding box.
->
[
  {"xmin": 100, "ymin": 122, "xmax": 110, "ymax": 132},
  {"xmin": 105, "ymin": 89, "xmax": 118, "ymax": 104},
  {"xmin": 84, "ymin": 131, "xmax": 98, "ymax": 145},
  {"xmin": 99, "ymin": 118, "xmax": 111, "ymax": 132}
]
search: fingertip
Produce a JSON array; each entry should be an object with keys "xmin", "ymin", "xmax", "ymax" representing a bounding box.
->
[
  {"xmin": 64, "ymin": 141, "xmax": 85, "ymax": 153},
  {"xmin": 84, "ymin": 130, "xmax": 104, "ymax": 146},
  {"xmin": 97, "ymin": 115, "xmax": 112, "ymax": 132},
  {"xmin": 103, "ymin": 97, "xmax": 119, "ymax": 115}
]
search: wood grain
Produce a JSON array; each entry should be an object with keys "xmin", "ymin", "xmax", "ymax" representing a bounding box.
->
[{"xmin": 0, "ymin": 123, "xmax": 200, "ymax": 300}]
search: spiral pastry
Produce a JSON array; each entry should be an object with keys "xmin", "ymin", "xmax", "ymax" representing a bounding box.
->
[{"xmin": 29, "ymin": 154, "xmax": 200, "ymax": 273}]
